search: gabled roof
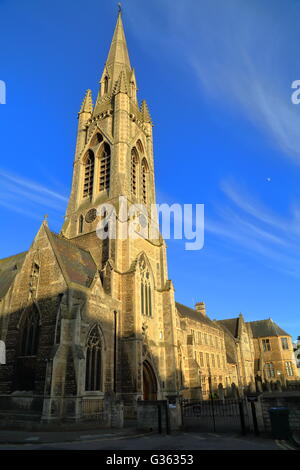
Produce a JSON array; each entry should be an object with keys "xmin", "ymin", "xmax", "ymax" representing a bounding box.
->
[
  {"xmin": 176, "ymin": 302, "xmax": 216, "ymax": 328},
  {"xmin": 0, "ymin": 251, "xmax": 27, "ymax": 298},
  {"xmin": 0, "ymin": 225, "xmax": 98, "ymax": 297},
  {"xmin": 48, "ymin": 231, "xmax": 97, "ymax": 288},
  {"xmin": 247, "ymin": 319, "xmax": 290, "ymax": 338},
  {"xmin": 226, "ymin": 349, "xmax": 237, "ymax": 365},
  {"xmin": 217, "ymin": 318, "xmax": 239, "ymax": 338}
]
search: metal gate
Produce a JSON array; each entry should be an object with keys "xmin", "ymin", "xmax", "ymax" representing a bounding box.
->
[{"xmin": 182, "ymin": 398, "xmax": 250, "ymax": 434}]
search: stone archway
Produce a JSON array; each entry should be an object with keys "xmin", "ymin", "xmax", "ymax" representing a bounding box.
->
[{"xmin": 143, "ymin": 360, "xmax": 157, "ymax": 401}]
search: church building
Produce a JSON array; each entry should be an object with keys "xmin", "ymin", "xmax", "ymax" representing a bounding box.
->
[{"xmin": 0, "ymin": 11, "xmax": 298, "ymax": 425}]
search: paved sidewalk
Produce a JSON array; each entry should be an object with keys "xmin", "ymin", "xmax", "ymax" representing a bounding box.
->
[
  {"xmin": 0, "ymin": 426, "xmax": 149, "ymax": 445},
  {"xmin": 0, "ymin": 427, "xmax": 286, "ymax": 450},
  {"xmin": 0, "ymin": 431, "xmax": 283, "ymax": 450}
]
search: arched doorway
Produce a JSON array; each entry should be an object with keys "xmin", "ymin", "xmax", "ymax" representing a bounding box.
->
[{"xmin": 143, "ymin": 360, "xmax": 157, "ymax": 401}]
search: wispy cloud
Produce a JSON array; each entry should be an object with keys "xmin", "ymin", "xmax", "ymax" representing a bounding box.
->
[
  {"xmin": 0, "ymin": 169, "xmax": 67, "ymax": 223},
  {"xmin": 204, "ymin": 178, "xmax": 300, "ymax": 278},
  {"xmin": 128, "ymin": 0, "xmax": 300, "ymax": 163}
]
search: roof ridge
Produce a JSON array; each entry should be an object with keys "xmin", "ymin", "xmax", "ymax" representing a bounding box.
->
[
  {"xmin": 51, "ymin": 231, "xmax": 93, "ymax": 256},
  {"xmin": 0, "ymin": 251, "xmax": 27, "ymax": 264}
]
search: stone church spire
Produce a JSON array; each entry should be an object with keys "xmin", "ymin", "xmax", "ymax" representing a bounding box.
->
[
  {"xmin": 94, "ymin": 9, "xmax": 133, "ymax": 112},
  {"xmin": 106, "ymin": 10, "xmax": 131, "ymax": 74},
  {"xmin": 62, "ymin": 9, "xmax": 155, "ymax": 240}
]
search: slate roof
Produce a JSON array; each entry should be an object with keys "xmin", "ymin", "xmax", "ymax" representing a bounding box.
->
[
  {"xmin": 217, "ymin": 318, "xmax": 239, "ymax": 338},
  {"xmin": 49, "ymin": 231, "xmax": 97, "ymax": 288},
  {"xmin": 0, "ymin": 228, "xmax": 97, "ymax": 296},
  {"xmin": 248, "ymin": 319, "xmax": 290, "ymax": 338},
  {"xmin": 226, "ymin": 350, "xmax": 237, "ymax": 365},
  {"xmin": 176, "ymin": 302, "xmax": 216, "ymax": 328},
  {"xmin": 0, "ymin": 251, "xmax": 27, "ymax": 298}
]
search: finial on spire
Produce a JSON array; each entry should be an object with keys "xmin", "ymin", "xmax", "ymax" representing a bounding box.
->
[
  {"xmin": 118, "ymin": 2, "xmax": 122, "ymax": 15},
  {"xmin": 79, "ymin": 89, "xmax": 93, "ymax": 114}
]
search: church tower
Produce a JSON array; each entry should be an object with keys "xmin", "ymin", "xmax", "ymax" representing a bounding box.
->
[
  {"xmin": 60, "ymin": 9, "xmax": 180, "ymax": 416},
  {"xmin": 0, "ymin": 9, "xmax": 183, "ymax": 424},
  {"xmin": 62, "ymin": 11, "xmax": 156, "ymax": 241}
]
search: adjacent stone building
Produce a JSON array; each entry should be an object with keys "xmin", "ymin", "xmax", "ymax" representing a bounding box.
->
[
  {"xmin": 0, "ymin": 11, "xmax": 298, "ymax": 425},
  {"xmin": 249, "ymin": 319, "xmax": 299, "ymax": 384}
]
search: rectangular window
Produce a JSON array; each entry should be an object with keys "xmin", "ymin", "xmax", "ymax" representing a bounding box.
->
[
  {"xmin": 200, "ymin": 352, "xmax": 204, "ymax": 367},
  {"xmin": 262, "ymin": 339, "xmax": 271, "ymax": 352},
  {"xmin": 211, "ymin": 354, "xmax": 215, "ymax": 368},
  {"xmin": 206, "ymin": 353, "xmax": 210, "ymax": 367},
  {"xmin": 217, "ymin": 355, "xmax": 221, "ymax": 368},
  {"xmin": 281, "ymin": 338, "xmax": 289, "ymax": 350},
  {"xmin": 215, "ymin": 337, "xmax": 218, "ymax": 348},
  {"xmin": 209, "ymin": 335, "xmax": 213, "ymax": 346},
  {"xmin": 264, "ymin": 362, "xmax": 275, "ymax": 378},
  {"xmin": 204, "ymin": 334, "xmax": 208, "ymax": 345},
  {"xmin": 285, "ymin": 361, "xmax": 294, "ymax": 376},
  {"xmin": 198, "ymin": 332, "xmax": 202, "ymax": 345}
]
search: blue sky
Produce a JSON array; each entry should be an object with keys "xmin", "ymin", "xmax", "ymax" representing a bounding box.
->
[{"xmin": 0, "ymin": 0, "xmax": 300, "ymax": 339}]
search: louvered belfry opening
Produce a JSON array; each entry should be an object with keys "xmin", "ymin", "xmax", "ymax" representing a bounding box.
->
[
  {"xmin": 99, "ymin": 142, "xmax": 111, "ymax": 192},
  {"xmin": 83, "ymin": 149, "xmax": 95, "ymax": 198},
  {"xmin": 131, "ymin": 148, "xmax": 139, "ymax": 196},
  {"xmin": 141, "ymin": 158, "xmax": 149, "ymax": 204}
]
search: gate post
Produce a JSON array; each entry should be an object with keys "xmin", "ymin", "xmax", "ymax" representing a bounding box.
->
[
  {"xmin": 247, "ymin": 394, "xmax": 260, "ymax": 436},
  {"xmin": 251, "ymin": 401, "xmax": 259, "ymax": 436},
  {"xmin": 238, "ymin": 400, "xmax": 247, "ymax": 435}
]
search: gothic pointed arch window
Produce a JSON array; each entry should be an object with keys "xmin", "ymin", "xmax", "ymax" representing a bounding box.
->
[
  {"xmin": 99, "ymin": 142, "xmax": 111, "ymax": 192},
  {"xmin": 136, "ymin": 140, "xmax": 144, "ymax": 154},
  {"xmin": 83, "ymin": 149, "xmax": 95, "ymax": 198},
  {"xmin": 139, "ymin": 256, "xmax": 153, "ymax": 317},
  {"xmin": 54, "ymin": 293, "xmax": 64, "ymax": 345},
  {"xmin": 20, "ymin": 305, "xmax": 40, "ymax": 357},
  {"xmin": 85, "ymin": 325, "xmax": 103, "ymax": 391},
  {"xmin": 91, "ymin": 132, "xmax": 103, "ymax": 147},
  {"xmin": 131, "ymin": 148, "xmax": 139, "ymax": 197},
  {"xmin": 14, "ymin": 305, "xmax": 40, "ymax": 391},
  {"xmin": 141, "ymin": 158, "xmax": 149, "ymax": 204}
]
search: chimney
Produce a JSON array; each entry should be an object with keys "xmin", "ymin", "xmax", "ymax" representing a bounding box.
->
[{"xmin": 195, "ymin": 302, "xmax": 206, "ymax": 316}]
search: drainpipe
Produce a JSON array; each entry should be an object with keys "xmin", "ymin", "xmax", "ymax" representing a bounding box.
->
[{"xmin": 113, "ymin": 311, "xmax": 117, "ymax": 394}]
